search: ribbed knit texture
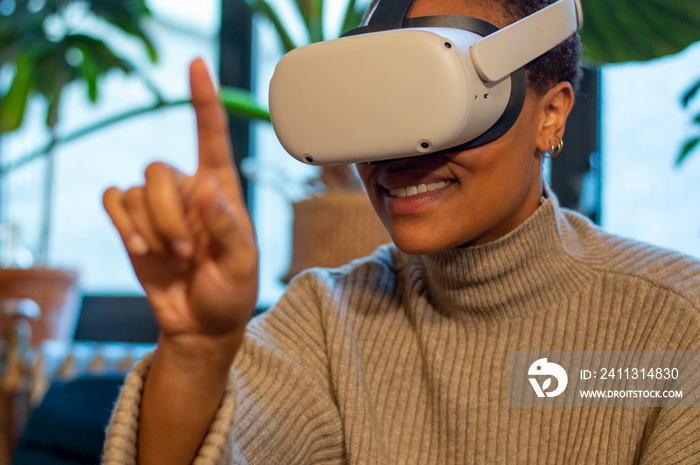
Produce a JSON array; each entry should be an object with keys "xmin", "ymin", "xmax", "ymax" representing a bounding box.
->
[{"xmin": 103, "ymin": 192, "xmax": 700, "ymax": 464}]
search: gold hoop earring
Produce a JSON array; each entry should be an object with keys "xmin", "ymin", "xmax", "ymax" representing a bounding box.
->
[{"xmin": 543, "ymin": 138, "xmax": 564, "ymax": 159}]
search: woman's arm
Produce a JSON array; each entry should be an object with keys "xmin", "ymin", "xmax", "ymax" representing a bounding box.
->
[
  {"xmin": 138, "ymin": 334, "xmax": 240, "ymax": 464},
  {"xmin": 103, "ymin": 58, "xmax": 258, "ymax": 464}
]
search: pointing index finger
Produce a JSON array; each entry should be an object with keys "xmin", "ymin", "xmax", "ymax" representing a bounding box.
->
[{"xmin": 189, "ymin": 58, "xmax": 234, "ymax": 173}]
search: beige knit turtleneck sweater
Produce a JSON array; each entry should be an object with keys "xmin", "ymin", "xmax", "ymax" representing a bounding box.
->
[{"xmin": 103, "ymin": 193, "xmax": 700, "ymax": 465}]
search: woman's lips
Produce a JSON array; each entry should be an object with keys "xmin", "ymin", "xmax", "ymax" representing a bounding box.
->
[
  {"xmin": 372, "ymin": 161, "xmax": 456, "ymax": 214},
  {"xmin": 381, "ymin": 179, "xmax": 454, "ymax": 215}
]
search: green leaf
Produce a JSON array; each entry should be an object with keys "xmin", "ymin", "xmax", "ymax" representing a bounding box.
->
[
  {"xmin": 46, "ymin": 90, "xmax": 62, "ymax": 129},
  {"xmin": 580, "ymin": 0, "xmax": 700, "ymax": 64},
  {"xmin": 0, "ymin": 12, "xmax": 46, "ymax": 66},
  {"xmin": 243, "ymin": 0, "xmax": 298, "ymax": 52},
  {"xmin": 36, "ymin": 54, "xmax": 73, "ymax": 128},
  {"xmin": 67, "ymin": 34, "xmax": 135, "ymax": 73},
  {"xmin": 33, "ymin": 44, "xmax": 75, "ymax": 98},
  {"xmin": 0, "ymin": 0, "xmax": 157, "ymax": 134},
  {"xmin": 86, "ymin": 0, "xmax": 158, "ymax": 62},
  {"xmin": 218, "ymin": 86, "xmax": 270, "ymax": 122},
  {"xmin": 579, "ymin": 0, "xmax": 633, "ymax": 63},
  {"xmin": 61, "ymin": 34, "xmax": 137, "ymax": 103},
  {"xmin": 0, "ymin": 56, "xmax": 33, "ymax": 132},
  {"xmin": 340, "ymin": 0, "xmax": 364, "ymax": 36},
  {"xmin": 681, "ymin": 79, "xmax": 700, "ymax": 108},
  {"xmin": 294, "ymin": 0, "xmax": 312, "ymax": 31},
  {"xmin": 676, "ymin": 137, "xmax": 700, "ymax": 167},
  {"xmin": 306, "ymin": 0, "xmax": 324, "ymax": 42},
  {"xmin": 80, "ymin": 57, "xmax": 100, "ymax": 102}
]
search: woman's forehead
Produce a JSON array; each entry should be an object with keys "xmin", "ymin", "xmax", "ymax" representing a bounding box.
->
[{"xmin": 408, "ymin": 0, "xmax": 509, "ymax": 28}]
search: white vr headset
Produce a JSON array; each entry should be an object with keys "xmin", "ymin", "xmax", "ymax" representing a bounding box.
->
[{"xmin": 269, "ymin": 0, "xmax": 583, "ymax": 165}]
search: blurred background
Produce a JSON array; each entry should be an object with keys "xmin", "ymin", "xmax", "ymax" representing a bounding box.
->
[{"xmin": 0, "ymin": 0, "xmax": 698, "ymax": 463}]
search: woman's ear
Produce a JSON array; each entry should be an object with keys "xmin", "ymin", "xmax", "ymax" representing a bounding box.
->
[{"xmin": 535, "ymin": 81, "xmax": 575, "ymax": 154}]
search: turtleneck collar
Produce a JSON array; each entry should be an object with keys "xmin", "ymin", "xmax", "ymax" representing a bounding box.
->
[{"xmin": 412, "ymin": 186, "xmax": 595, "ymax": 319}]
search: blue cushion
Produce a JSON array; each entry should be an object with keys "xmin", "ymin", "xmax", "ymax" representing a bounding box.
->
[{"xmin": 12, "ymin": 375, "xmax": 124, "ymax": 465}]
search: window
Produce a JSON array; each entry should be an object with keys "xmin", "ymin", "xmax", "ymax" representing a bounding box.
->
[
  {"xmin": 600, "ymin": 42, "xmax": 700, "ymax": 259},
  {"xmin": 0, "ymin": 1, "xmax": 220, "ymax": 294}
]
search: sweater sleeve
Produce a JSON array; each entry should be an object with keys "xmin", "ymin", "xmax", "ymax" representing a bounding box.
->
[
  {"xmin": 638, "ymin": 304, "xmax": 700, "ymax": 465},
  {"xmin": 101, "ymin": 352, "xmax": 238, "ymax": 465},
  {"xmin": 228, "ymin": 270, "xmax": 346, "ymax": 464},
  {"xmin": 102, "ymin": 270, "xmax": 345, "ymax": 465}
]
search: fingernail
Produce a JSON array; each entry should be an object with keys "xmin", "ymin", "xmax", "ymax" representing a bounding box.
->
[
  {"xmin": 172, "ymin": 239, "xmax": 193, "ymax": 259},
  {"xmin": 128, "ymin": 234, "xmax": 149, "ymax": 256}
]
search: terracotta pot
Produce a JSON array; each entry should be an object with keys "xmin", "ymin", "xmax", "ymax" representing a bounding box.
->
[{"xmin": 0, "ymin": 268, "xmax": 80, "ymax": 344}]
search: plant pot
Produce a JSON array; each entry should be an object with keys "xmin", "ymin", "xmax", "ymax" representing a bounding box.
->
[
  {"xmin": 0, "ymin": 268, "xmax": 80, "ymax": 344},
  {"xmin": 283, "ymin": 191, "xmax": 392, "ymax": 283}
]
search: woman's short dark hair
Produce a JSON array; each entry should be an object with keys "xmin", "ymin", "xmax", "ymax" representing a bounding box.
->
[
  {"xmin": 500, "ymin": 0, "xmax": 582, "ymax": 94},
  {"xmin": 361, "ymin": 0, "xmax": 583, "ymax": 94}
]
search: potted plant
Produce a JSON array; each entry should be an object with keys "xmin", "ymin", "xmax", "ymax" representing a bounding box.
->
[
  {"xmin": 0, "ymin": 0, "xmax": 160, "ymax": 343},
  {"xmin": 0, "ymin": 0, "xmax": 264, "ymax": 343}
]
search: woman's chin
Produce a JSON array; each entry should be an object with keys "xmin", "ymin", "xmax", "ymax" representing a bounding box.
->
[{"xmin": 388, "ymin": 231, "xmax": 452, "ymax": 256}]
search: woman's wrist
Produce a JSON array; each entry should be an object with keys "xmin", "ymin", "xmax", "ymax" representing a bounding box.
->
[{"xmin": 154, "ymin": 329, "xmax": 245, "ymax": 382}]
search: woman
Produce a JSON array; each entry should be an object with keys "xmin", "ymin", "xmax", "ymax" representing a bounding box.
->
[{"xmin": 102, "ymin": 0, "xmax": 700, "ymax": 463}]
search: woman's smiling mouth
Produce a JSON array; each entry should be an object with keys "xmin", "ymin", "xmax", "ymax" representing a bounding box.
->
[
  {"xmin": 387, "ymin": 180, "xmax": 453, "ymax": 198},
  {"xmin": 380, "ymin": 177, "xmax": 456, "ymax": 216}
]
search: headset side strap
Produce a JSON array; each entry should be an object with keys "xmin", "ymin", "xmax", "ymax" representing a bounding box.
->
[
  {"xmin": 470, "ymin": 0, "xmax": 581, "ymax": 82},
  {"xmin": 366, "ymin": 0, "xmax": 415, "ymax": 30}
]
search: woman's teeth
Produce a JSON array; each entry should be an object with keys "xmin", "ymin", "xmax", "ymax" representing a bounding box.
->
[{"xmin": 388, "ymin": 180, "xmax": 452, "ymax": 198}]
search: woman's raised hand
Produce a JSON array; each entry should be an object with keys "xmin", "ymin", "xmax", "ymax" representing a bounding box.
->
[{"xmin": 103, "ymin": 58, "xmax": 258, "ymax": 350}]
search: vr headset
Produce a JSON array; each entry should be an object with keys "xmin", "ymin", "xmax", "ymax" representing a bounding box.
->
[{"xmin": 269, "ymin": 0, "xmax": 583, "ymax": 165}]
